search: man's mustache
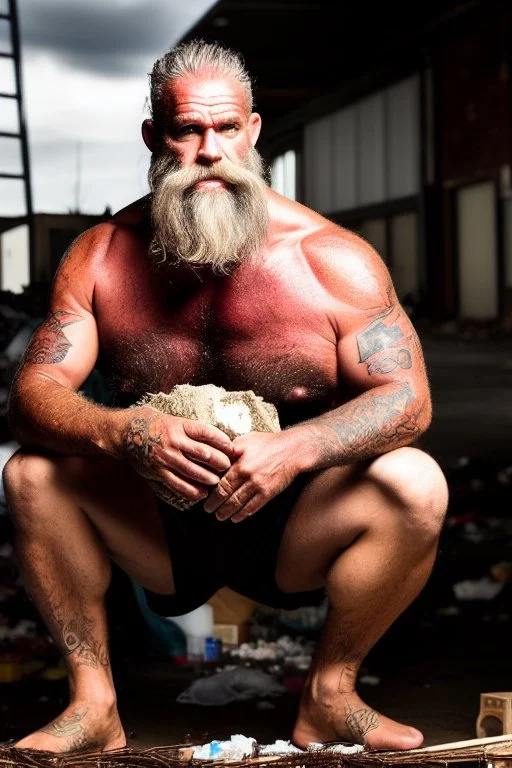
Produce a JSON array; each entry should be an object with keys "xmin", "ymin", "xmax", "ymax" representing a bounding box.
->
[{"xmin": 150, "ymin": 154, "xmax": 263, "ymax": 195}]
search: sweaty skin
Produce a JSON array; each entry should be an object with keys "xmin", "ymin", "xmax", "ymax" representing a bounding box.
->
[{"xmin": 6, "ymin": 70, "xmax": 439, "ymax": 754}]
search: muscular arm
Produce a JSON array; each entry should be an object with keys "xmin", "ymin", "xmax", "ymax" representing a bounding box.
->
[
  {"xmin": 8, "ymin": 227, "xmax": 129, "ymax": 457},
  {"xmin": 292, "ymin": 234, "xmax": 431, "ymax": 471}
]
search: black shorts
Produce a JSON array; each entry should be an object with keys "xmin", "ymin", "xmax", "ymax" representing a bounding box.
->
[{"xmin": 144, "ymin": 473, "xmax": 326, "ymax": 617}]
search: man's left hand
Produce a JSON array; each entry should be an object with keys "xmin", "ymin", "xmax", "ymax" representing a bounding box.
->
[{"xmin": 203, "ymin": 430, "xmax": 305, "ymax": 522}]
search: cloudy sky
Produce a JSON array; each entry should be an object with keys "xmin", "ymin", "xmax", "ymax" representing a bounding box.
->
[{"xmin": 0, "ymin": 0, "xmax": 216, "ymax": 217}]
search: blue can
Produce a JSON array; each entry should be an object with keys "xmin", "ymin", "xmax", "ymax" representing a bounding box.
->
[{"xmin": 204, "ymin": 636, "xmax": 222, "ymax": 662}]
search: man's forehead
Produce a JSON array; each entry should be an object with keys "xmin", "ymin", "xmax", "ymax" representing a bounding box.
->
[{"xmin": 162, "ymin": 74, "xmax": 249, "ymax": 117}]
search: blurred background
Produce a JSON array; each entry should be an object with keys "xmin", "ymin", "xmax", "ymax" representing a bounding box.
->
[{"xmin": 0, "ymin": 0, "xmax": 512, "ymax": 753}]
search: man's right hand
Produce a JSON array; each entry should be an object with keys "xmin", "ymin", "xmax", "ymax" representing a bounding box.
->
[{"xmin": 123, "ymin": 408, "xmax": 234, "ymax": 504}]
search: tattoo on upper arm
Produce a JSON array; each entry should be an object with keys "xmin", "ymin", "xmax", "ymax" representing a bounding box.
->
[
  {"xmin": 367, "ymin": 347, "xmax": 412, "ymax": 375},
  {"xmin": 23, "ymin": 310, "xmax": 83, "ymax": 365},
  {"xmin": 357, "ymin": 318, "xmax": 404, "ymax": 362},
  {"xmin": 356, "ymin": 283, "xmax": 421, "ymax": 377}
]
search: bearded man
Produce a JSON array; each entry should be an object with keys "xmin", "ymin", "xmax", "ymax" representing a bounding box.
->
[{"xmin": 4, "ymin": 39, "xmax": 448, "ymax": 755}]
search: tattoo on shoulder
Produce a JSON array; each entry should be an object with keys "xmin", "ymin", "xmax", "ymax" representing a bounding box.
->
[{"xmin": 23, "ymin": 310, "xmax": 83, "ymax": 365}]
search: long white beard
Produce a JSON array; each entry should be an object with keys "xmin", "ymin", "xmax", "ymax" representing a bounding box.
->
[{"xmin": 148, "ymin": 148, "xmax": 269, "ymax": 274}]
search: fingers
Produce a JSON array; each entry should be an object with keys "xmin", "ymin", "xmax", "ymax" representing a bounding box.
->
[
  {"xmin": 181, "ymin": 437, "xmax": 232, "ymax": 473},
  {"xmin": 203, "ymin": 473, "xmax": 265, "ymax": 522},
  {"xmin": 182, "ymin": 420, "xmax": 235, "ymax": 458},
  {"xmin": 170, "ymin": 452, "xmax": 223, "ymax": 486},
  {"xmin": 157, "ymin": 469, "xmax": 209, "ymax": 504}
]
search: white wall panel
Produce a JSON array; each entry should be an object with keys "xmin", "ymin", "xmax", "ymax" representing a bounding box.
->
[
  {"xmin": 304, "ymin": 116, "xmax": 333, "ymax": 212},
  {"xmin": 390, "ymin": 212, "xmax": 418, "ymax": 300},
  {"xmin": 386, "ymin": 76, "xmax": 420, "ymax": 199},
  {"xmin": 357, "ymin": 93, "xmax": 385, "ymax": 206},
  {"xmin": 332, "ymin": 107, "xmax": 357, "ymax": 211},
  {"xmin": 457, "ymin": 182, "xmax": 497, "ymax": 319}
]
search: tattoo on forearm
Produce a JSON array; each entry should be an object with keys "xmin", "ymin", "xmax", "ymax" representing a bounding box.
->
[
  {"xmin": 24, "ymin": 310, "xmax": 82, "ymax": 364},
  {"xmin": 41, "ymin": 709, "xmax": 98, "ymax": 752},
  {"xmin": 345, "ymin": 700, "xmax": 380, "ymax": 744},
  {"xmin": 312, "ymin": 382, "xmax": 422, "ymax": 466},
  {"xmin": 125, "ymin": 414, "xmax": 162, "ymax": 471}
]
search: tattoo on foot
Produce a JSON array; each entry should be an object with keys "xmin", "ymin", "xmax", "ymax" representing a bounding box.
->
[
  {"xmin": 345, "ymin": 700, "xmax": 379, "ymax": 744},
  {"xmin": 23, "ymin": 310, "xmax": 82, "ymax": 365},
  {"xmin": 125, "ymin": 414, "xmax": 162, "ymax": 472},
  {"xmin": 41, "ymin": 709, "xmax": 98, "ymax": 752}
]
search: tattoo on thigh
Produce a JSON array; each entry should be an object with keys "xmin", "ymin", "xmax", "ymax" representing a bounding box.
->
[
  {"xmin": 125, "ymin": 414, "xmax": 163, "ymax": 471},
  {"xmin": 23, "ymin": 310, "xmax": 83, "ymax": 365},
  {"xmin": 41, "ymin": 709, "xmax": 98, "ymax": 751},
  {"xmin": 345, "ymin": 700, "xmax": 380, "ymax": 743}
]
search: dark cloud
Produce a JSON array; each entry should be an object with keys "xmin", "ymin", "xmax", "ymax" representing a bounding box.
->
[{"xmin": 18, "ymin": 0, "xmax": 215, "ymax": 76}]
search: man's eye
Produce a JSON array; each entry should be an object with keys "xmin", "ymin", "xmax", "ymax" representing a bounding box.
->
[
  {"xmin": 172, "ymin": 125, "xmax": 199, "ymax": 138},
  {"xmin": 221, "ymin": 123, "xmax": 238, "ymax": 133}
]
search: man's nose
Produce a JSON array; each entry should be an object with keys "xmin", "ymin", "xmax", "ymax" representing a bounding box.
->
[{"xmin": 197, "ymin": 128, "xmax": 222, "ymax": 163}]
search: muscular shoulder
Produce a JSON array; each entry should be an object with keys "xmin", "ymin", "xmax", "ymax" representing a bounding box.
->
[
  {"xmin": 267, "ymin": 190, "xmax": 392, "ymax": 311},
  {"xmin": 51, "ymin": 196, "xmax": 149, "ymax": 312},
  {"xmin": 301, "ymin": 219, "xmax": 393, "ymax": 313}
]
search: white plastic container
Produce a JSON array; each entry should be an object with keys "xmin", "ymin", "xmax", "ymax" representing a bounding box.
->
[{"xmin": 169, "ymin": 603, "xmax": 214, "ymax": 661}]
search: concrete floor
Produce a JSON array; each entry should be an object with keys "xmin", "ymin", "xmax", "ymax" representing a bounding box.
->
[{"xmin": 2, "ymin": 331, "xmax": 512, "ymax": 751}]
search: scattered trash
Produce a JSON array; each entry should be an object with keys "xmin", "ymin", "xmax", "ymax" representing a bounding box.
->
[
  {"xmin": 192, "ymin": 734, "xmax": 257, "ymax": 760},
  {"xmin": 453, "ymin": 576, "xmax": 504, "ymax": 601},
  {"xmin": 177, "ymin": 668, "xmax": 286, "ymax": 706},
  {"xmin": 359, "ymin": 674, "xmax": 380, "ymax": 686}
]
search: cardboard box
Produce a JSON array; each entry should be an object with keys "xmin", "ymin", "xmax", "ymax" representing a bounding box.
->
[{"xmin": 213, "ymin": 622, "xmax": 251, "ymax": 647}]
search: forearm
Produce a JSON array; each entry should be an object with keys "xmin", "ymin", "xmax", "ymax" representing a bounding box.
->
[
  {"xmin": 8, "ymin": 374, "xmax": 140, "ymax": 458},
  {"xmin": 291, "ymin": 381, "xmax": 431, "ymax": 472}
]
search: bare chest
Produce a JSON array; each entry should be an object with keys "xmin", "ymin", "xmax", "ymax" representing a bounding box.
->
[{"xmin": 95, "ymin": 271, "xmax": 339, "ymax": 426}]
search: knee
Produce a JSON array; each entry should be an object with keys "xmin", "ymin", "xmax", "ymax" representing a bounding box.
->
[
  {"xmin": 368, "ymin": 447, "xmax": 448, "ymax": 540},
  {"xmin": 3, "ymin": 450, "xmax": 63, "ymax": 520}
]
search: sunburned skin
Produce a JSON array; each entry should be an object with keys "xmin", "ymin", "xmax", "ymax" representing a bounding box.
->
[{"xmin": 6, "ymin": 65, "xmax": 439, "ymax": 756}]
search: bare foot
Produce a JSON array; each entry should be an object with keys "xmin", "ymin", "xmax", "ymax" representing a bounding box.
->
[
  {"xmin": 293, "ymin": 685, "xmax": 423, "ymax": 751},
  {"xmin": 15, "ymin": 702, "xmax": 126, "ymax": 754}
]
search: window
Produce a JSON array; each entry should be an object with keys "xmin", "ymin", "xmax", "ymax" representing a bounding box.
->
[{"xmin": 271, "ymin": 149, "xmax": 297, "ymax": 201}]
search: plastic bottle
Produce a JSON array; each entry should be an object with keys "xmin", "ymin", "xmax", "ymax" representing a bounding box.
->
[{"xmin": 170, "ymin": 603, "xmax": 214, "ymax": 661}]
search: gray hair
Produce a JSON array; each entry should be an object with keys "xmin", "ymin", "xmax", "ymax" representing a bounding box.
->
[{"xmin": 149, "ymin": 39, "xmax": 254, "ymax": 128}]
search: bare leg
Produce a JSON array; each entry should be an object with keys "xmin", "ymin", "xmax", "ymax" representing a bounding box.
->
[
  {"xmin": 3, "ymin": 450, "xmax": 174, "ymax": 754},
  {"xmin": 275, "ymin": 448, "xmax": 448, "ymax": 750}
]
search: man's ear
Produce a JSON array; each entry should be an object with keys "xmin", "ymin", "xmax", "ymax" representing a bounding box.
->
[
  {"xmin": 248, "ymin": 112, "xmax": 262, "ymax": 145},
  {"xmin": 142, "ymin": 119, "xmax": 155, "ymax": 151}
]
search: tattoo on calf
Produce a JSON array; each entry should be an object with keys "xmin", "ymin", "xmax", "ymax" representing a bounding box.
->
[
  {"xmin": 23, "ymin": 310, "xmax": 82, "ymax": 364},
  {"xmin": 48, "ymin": 599, "xmax": 110, "ymax": 669},
  {"xmin": 125, "ymin": 414, "xmax": 163, "ymax": 471},
  {"xmin": 61, "ymin": 617, "xmax": 110, "ymax": 669},
  {"xmin": 345, "ymin": 700, "xmax": 380, "ymax": 744}
]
